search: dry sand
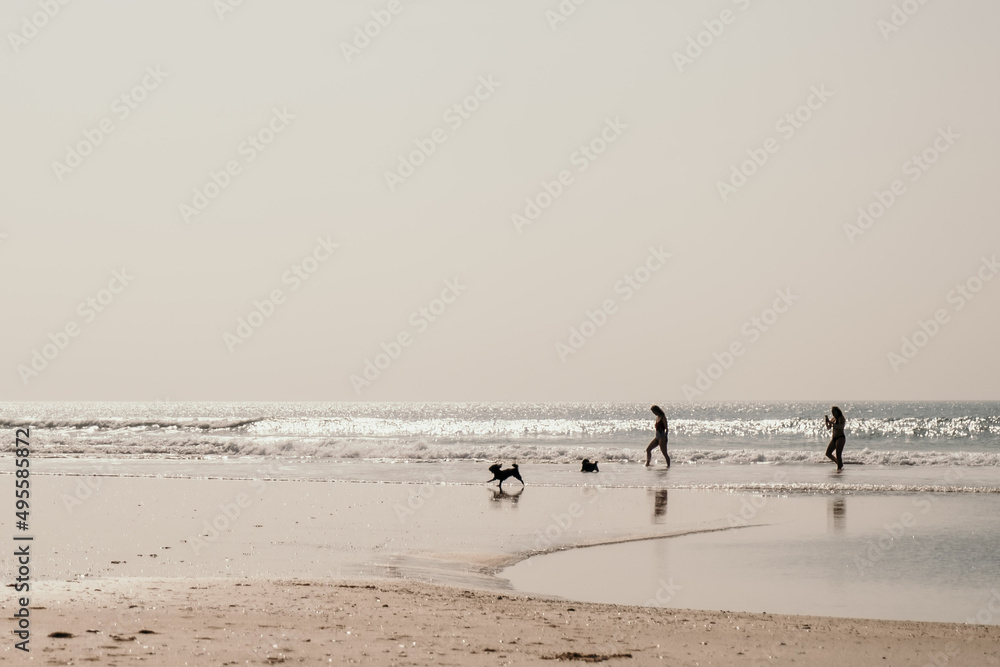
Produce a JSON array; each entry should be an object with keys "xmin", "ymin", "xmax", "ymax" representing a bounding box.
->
[{"xmin": 9, "ymin": 577, "xmax": 1000, "ymax": 665}]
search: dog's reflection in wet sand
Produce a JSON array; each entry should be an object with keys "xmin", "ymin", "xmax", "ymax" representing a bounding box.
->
[{"xmin": 489, "ymin": 485, "xmax": 523, "ymax": 507}]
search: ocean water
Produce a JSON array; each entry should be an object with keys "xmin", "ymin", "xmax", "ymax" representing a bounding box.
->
[
  {"xmin": 4, "ymin": 400, "xmax": 999, "ymax": 459},
  {"xmin": 3, "ymin": 401, "xmax": 999, "ymax": 492}
]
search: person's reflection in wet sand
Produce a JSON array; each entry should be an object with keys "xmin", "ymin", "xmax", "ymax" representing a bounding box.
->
[
  {"xmin": 651, "ymin": 489, "xmax": 668, "ymax": 523},
  {"xmin": 827, "ymin": 496, "xmax": 846, "ymax": 532},
  {"xmin": 489, "ymin": 486, "xmax": 522, "ymax": 508}
]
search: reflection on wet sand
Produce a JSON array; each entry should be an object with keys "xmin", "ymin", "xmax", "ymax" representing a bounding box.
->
[
  {"xmin": 651, "ymin": 489, "xmax": 668, "ymax": 523},
  {"xmin": 489, "ymin": 486, "xmax": 522, "ymax": 507},
  {"xmin": 828, "ymin": 496, "xmax": 846, "ymax": 532}
]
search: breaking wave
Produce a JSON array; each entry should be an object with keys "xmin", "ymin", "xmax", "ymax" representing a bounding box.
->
[{"xmin": 13, "ymin": 432, "xmax": 1000, "ymax": 467}]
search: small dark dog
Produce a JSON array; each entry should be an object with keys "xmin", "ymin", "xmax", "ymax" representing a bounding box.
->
[
  {"xmin": 488, "ymin": 463, "xmax": 524, "ymax": 488},
  {"xmin": 581, "ymin": 459, "xmax": 600, "ymax": 473}
]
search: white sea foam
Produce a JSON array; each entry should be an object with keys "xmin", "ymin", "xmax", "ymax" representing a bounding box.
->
[{"xmin": 19, "ymin": 429, "xmax": 1000, "ymax": 469}]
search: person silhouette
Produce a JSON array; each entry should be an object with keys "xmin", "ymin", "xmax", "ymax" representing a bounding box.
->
[
  {"xmin": 645, "ymin": 405, "xmax": 670, "ymax": 468},
  {"xmin": 824, "ymin": 406, "xmax": 846, "ymax": 471}
]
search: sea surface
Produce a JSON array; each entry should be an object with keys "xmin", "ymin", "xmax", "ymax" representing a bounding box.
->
[{"xmin": 3, "ymin": 401, "xmax": 999, "ymax": 491}]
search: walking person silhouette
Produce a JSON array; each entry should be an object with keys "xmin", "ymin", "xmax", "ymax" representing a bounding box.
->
[
  {"xmin": 824, "ymin": 406, "xmax": 847, "ymax": 471},
  {"xmin": 645, "ymin": 405, "xmax": 670, "ymax": 468}
]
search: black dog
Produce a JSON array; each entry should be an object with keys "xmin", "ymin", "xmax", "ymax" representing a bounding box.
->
[
  {"xmin": 581, "ymin": 459, "xmax": 599, "ymax": 473},
  {"xmin": 488, "ymin": 463, "xmax": 523, "ymax": 489}
]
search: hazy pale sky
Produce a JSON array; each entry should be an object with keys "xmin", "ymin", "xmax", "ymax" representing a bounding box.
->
[{"xmin": 3, "ymin": 0, "xmax": 998, "ymax": 402}]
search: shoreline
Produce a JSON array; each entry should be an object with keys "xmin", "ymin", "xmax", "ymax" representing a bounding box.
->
[{"xmin": 10, "ymin": 576, "xmax": 1000, "ymax": 666}]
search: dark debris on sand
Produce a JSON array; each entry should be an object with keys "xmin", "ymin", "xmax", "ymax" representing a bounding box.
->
[{"xmin": 542, "ymin": 652, "xmax": 633, "ymax": 662}]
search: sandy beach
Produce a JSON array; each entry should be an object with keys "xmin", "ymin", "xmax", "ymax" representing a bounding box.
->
[
  {"xmin": 10, "ymin": 577, "xmax": 1000, "ymax": 665},
  {"xmin": 6, "ymin": 471, "xmax": 1000, "ymax": 664}
]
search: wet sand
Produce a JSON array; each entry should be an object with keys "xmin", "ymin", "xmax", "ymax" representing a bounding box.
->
[
  {"xmin": 505, "ymin": 492, "xmax": 1000, "ymax": 624},
  {"xmin": 25, "ymin": 473, "xmax": 763, "ymax": 583}
]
